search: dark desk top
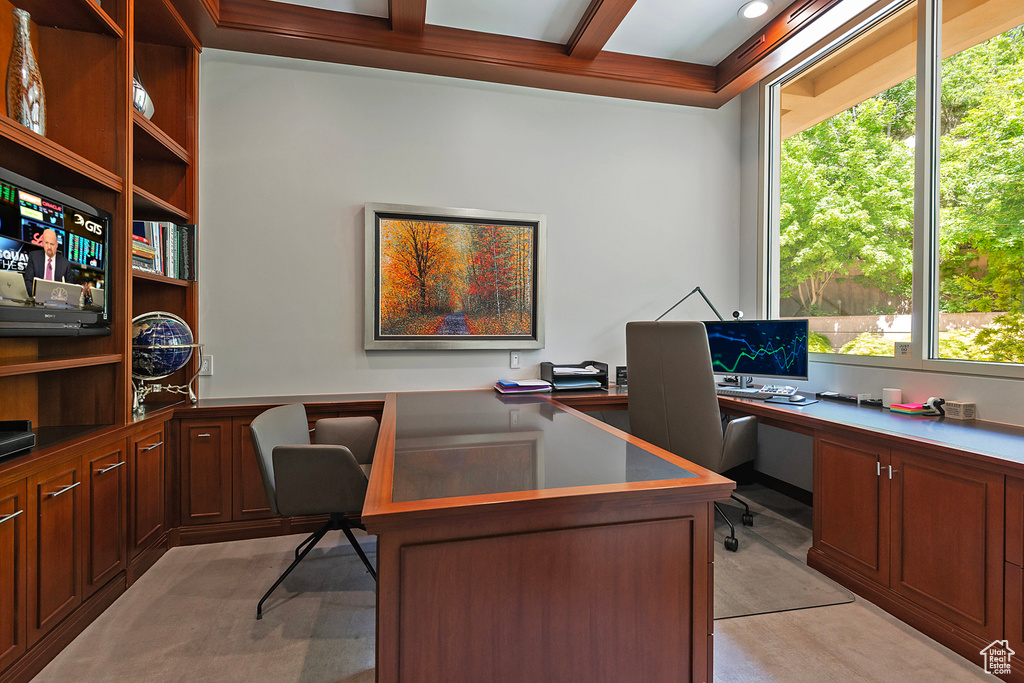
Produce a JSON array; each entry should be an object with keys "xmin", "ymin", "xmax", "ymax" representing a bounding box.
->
[
  {"xmin": 717, "ymin": 394, "xmax": 1024, "ymax": 470},
  {"xmin": 389, "ymin": 391, "xmax": 698, "ymax": 503},
  {"xmin": 554, "ymin": 386, "xmax": 1024, "ymax": 470}
]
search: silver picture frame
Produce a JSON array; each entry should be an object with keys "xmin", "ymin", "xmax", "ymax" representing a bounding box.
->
[{"xmin": 364, "ymin": 202, "xmax": 546, "ymax": 350}]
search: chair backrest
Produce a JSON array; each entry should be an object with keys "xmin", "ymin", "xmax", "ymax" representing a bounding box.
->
[
  {"xmin": 249, "ymin": 403, "xmax": 311, "ymax": 516},
  {"xmin": 626, "ymin": 321, "xmax": 726, "ymax": 473}
]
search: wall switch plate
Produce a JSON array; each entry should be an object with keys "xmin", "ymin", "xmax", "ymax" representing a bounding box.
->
[
  {"xmin": 894, "ymin": 342, "xmax": 911, "ymax": 358},
  {"xmin": 199, "ymin": 355, "xmax": 213, "ymax": 376},
  {"xmin": 509, "ymin": 409, "xmax": 520, "ymax": 428},
  {"xmin": 510, "ymin": 351, "xmax": 520, "ymax": 369}
]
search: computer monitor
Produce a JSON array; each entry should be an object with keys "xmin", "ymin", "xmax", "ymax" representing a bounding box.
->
[{"xmin": 703, "ymin": 319, "xmax": 809, "ymax": 387}]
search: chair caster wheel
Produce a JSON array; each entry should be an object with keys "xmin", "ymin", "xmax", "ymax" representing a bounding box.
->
[
  {"xmin": 724, "ymin": 536, "xmax": 739, "ymax": 552},
  {"xmin": 742, "ymin": 513, "xmax": 754, "ymax": 527}
]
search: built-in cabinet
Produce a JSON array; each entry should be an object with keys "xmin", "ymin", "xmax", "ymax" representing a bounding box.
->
[
  {"xmin": 82, "ymin": 441, "xmax": 127, "ymax": 598},
  {"xmin": 179, "ymin": 419, "xmax": 233, "ymax": 525},
  {"xmin": 811, "ymin": 430, "xmax": 1007, "ymax": 669},
  {"xmin": 1004, "ymin": 477, "xmax": 1024, "ymax": 668},
  {"xmin": 0, "ymin": 480, "xmax": 27, "ymax": 673},
  {"xmin": 128, "ymin": 426, "xmax": 166, "ymax": 558}
]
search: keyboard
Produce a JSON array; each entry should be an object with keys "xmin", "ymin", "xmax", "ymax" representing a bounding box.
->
[
  {"xmin": 716, "ymin": 387, "xmax": 775, "ymax": 399},
  {"xmin": 716, "ymin": 385, "xmax": 798, "ymax": 400}
]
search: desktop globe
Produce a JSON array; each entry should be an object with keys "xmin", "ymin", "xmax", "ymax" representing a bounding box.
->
[{"xmin": 131, "ymin": 311, "xmax": 202, "ymax": 410}]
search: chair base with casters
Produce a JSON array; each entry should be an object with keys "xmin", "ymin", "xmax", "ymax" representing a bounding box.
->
[
  {"xmin": 257, "ymin": 512, "xmax": 377, "ymax": 620},
  {"xmin": 715, "ymin": 493, "xmax": 755, "ymax": 552}
]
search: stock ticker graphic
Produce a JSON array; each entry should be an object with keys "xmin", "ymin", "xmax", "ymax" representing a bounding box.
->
[{"xmin": 705, "ymin": 321, "xmax": 809, "ymax": 379}]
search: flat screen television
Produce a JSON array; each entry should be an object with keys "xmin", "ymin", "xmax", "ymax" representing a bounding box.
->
[
  {"xmin": 703, "ymin": 319, "xmax": 809, "ymax": 384},
  {"xmin": 0, "ymin": 166, "xmax": 112, "ymax": 336}
]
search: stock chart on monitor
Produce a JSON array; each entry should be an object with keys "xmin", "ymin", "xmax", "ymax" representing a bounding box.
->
[{"xmin": 703, "ymin": 319, "xmax": 809, "ymax": 381}]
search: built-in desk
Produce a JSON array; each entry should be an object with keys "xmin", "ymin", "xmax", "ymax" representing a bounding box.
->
[
  {"xmin": 362, "ymin": 390, "xmax": 733, "ymax": 683},
  {"xmin": 558, "ymin": 388, "xmax": 1024, "ymax": 681}
]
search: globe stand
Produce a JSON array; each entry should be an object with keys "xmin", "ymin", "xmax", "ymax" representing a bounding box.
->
[{"xmin": 132, "ymin": 342, "xmax": 204, "ymax": 413}]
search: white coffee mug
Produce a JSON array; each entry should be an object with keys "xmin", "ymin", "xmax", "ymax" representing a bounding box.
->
[{"xmin": 882, "ymin": 388, "xmax": 902, "ymax": 408}]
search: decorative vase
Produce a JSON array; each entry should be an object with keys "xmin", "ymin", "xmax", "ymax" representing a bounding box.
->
[
  {"xmin": 132, "ymin": 64, "xmax": 155, "ymax": 119},
  {"xmin": 5, "ymin": 8, "xmax": 46, "ymax": 135}
]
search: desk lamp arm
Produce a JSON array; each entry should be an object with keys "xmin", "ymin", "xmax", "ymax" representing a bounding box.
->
[{"xmin": 655, "ymin": 286, "xmax": 726, "ymax": 322}]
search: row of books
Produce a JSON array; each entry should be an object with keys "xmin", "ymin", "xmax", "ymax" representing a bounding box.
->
[{"xmin": 132, "ymin": 221, "xmax": 197, "ymax": 281}]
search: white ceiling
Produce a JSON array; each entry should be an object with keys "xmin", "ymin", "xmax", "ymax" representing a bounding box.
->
[{"xmin": 266, "ymin": 0, "xmax": 779, "ymax": 66}]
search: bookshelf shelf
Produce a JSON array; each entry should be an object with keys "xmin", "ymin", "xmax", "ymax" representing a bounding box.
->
[
  {"xmin": 0, "ymin": 115, "xmax": 123, "ymax": 193},
  {"xmin": 133, "ymin": 184, "xmax": 189, "ymax": 222},
  {"xmin": 135, "ymin": 0, "xmax": 201, "ymax": 50},
  {"xmin": 13, "ymin": 0, "xmax": 123, "ymax": 37},
  {"xmin": 133, "ymin": 110, "xmax": 190, "ymax": 164},
  {"xmin": 0, "ymin": 353, "xmax": 123, "ymax": 378},
  {"xmin": 132, "ymin": 269, "xmax": 190, "ymax": 287}
]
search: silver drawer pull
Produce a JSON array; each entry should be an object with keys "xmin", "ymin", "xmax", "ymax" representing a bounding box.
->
[
  {"xmin": 97, "ymin": 461, "xmax": 126, "ymax": 474},
  {"xmin": 47, "ymin": 481, "xmax": 81, "ymax": 498},
  {"xmin": 0, "ymin": 510, "xmax": 23, "ymax": 525},
  {"xmin": 142, "ymin": 440, "xmax": 165, "ymax": 451},
  {"xmin": 196, "ymin": 433, "xmax": 211, "ymax": 438}
]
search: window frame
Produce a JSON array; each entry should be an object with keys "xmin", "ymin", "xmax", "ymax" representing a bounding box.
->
[{"xmin": 759, "ymin": 0, "xmax": 1024, "ymax": 380}]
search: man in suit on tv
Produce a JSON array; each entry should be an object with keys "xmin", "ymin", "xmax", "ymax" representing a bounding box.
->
[{"xmin": 22, "ymin": 228, "xmax": 73, "ymax": 295}]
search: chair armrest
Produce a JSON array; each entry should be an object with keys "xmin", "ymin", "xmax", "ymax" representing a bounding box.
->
[
  {"xmin": 721, "ymin": 415, "xmax": 758, "ymax": 473},
  {"xmin": 272, "ymin": 444, "xmax": 368, "ymax": 517},
  {"xmin": 314, "ymin": 416, "xmax": 380, "ymax": 465}
]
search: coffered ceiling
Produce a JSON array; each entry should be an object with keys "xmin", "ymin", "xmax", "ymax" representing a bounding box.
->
[{"xmin": 175, "ymin": 0, "xmax": 890, "ymax": 107}]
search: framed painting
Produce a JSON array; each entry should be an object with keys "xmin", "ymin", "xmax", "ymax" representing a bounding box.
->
[{"xmin": 365, "ymin": 203, "xmax": 546, "ymax": 350}]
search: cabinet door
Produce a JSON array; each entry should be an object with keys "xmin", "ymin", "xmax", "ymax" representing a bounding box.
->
[
  {"xmin": 232, "ymin": 417, "xmax": 273, "ymax": 521},
  {"xmin": 890, "ymin": 449, "xmax": 1003, "ymax": 639},
  {"xmin": 1007, "ymin": 563, "xmax": 1023, "ymax": 656},
  {"xmin": 130, "ymin": 427, "xmax": 165, "ymax": 557},
  {"xmin": 0, "ymin": 479, "xmax": 27, "ymax": 672},
  {"xmin": 180, "ymin": 420, "xmax": 232, "ymax": 525},
  {"xmin": 813, "ymin": 433, "xmax": 890, "ymax": 584},
  {"xmin": 83, "ymin": 441, "xmax": 127, "ymax": 597},
  {"xmin": 27, "ymin": 458, "xmax": 82, "ymax": 644}
]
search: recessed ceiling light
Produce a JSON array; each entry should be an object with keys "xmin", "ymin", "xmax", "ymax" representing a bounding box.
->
[{"xmin": 739, "ymin": 1, "xmax": 771, "ymax": 19}]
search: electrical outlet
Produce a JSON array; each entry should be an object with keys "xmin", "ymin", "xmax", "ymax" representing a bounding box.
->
[
  {"xmin": 510, "ymin": 351, "xmax": 521, "ymax": 369},
  {"xmin": 199, "ymin": 355, "xmax": 213, "ymax": 376},
  {"xmin": 894, "ymin": 342, "xmax": 911, "ymax": 359}
]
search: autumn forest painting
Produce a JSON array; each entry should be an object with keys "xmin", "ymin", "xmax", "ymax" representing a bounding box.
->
[{"xmin": 375, "ymin": 215, "xmax": 539, "ymax": 341}]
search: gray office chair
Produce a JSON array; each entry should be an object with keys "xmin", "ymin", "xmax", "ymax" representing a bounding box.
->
[
  {"xmin": 626, "ymin": 321, "xmax": 758, "ymax": 551},
  {"xmin": 249, "ymin": 403, "xmax": 379, "ymax": 619}
]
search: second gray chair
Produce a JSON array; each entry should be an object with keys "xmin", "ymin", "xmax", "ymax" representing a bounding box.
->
[
  {"xmin": 626, "ymin": 320, "xmax": 758, "ymax": 551},
  {"xmin": 249, "ymin": 403, "xmax": 379, "ymax": 619}
]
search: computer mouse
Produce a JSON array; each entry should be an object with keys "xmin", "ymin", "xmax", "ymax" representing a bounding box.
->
[{"xmin": 789, "ymin": 394, "xmax": 807, "ymax": 403}]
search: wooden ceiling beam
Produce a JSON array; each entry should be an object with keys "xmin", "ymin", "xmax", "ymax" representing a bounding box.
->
[
  {"xmin": 389, "ymin": 0, "xmax": 426, "ymax": 35},
  {"xmin": 566, "ymin": 0, "xmax": 638, "ymax": 60},
  {"xmin": 212, "ymin": 0, "xmax": 720, "ymax": 105}
]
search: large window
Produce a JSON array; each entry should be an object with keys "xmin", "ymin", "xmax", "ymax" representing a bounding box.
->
[{"xmin": 769, "ymin": 0, "xmax": 1024, "ymax": 370}]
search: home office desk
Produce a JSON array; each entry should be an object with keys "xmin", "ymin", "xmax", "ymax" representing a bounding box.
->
[
  {"xmin": 556, "ymin": 386, "xmax": 1024, "ymax": 681},
  {"xmin": 361, "ymin": 390, "xmax": 734, "ymax": 683}
]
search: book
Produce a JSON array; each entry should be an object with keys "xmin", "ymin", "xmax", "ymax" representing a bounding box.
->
[
  {"xmin": 890, "ymin": 402, "xmax": 938, "ymax": 415},
  {"xmin": 494, "ymin": 379, "xmax": 551, "ymax": 394}
]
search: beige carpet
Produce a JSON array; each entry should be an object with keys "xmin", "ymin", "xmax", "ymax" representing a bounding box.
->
[
  {"xmin": 714, "ymin": 511, "xmax": 853, "ymax": 619},
  {"xmin": 34, "ymin": 486, "xmax": 992, "ymax": 682},
  {"xmin": 33, "ymin": 532, "xmax": 378, "ymax": 683}
]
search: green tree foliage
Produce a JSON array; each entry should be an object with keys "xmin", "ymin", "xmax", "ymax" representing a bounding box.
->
[
  {"xmin": 780, "ymin": 92, "xmax": 915, "ymax": 314},
  {"xmin": 939, "ymin": 27, "xmax": 1024, "ymax": 315},
  {"xmin": 808, "ymin": 331, "xmax": 834, "ymax": 353},
  {"xmin": 783, "ymin": 25, "xmax": 1024, "ymax": 361}
]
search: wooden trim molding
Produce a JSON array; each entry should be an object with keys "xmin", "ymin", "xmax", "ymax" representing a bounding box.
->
[{"xmin": 174, "ymin": 0, "xmax": 887, "ymax": 108}]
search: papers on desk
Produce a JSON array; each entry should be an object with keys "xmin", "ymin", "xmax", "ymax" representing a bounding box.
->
[
  {"xmin": 550, "ymin": 377, "xmax": 603, "ymax": 390},
  {"xmin": 551, "ymin": 365, "xmax": 602, "ymax": 376},
  {"xmin": 494, "ymin": 379, "xmax": 552, "ymax": 394}
]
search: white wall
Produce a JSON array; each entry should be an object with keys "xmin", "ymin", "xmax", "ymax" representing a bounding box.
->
[{"xmin": 198, "ymin": 50, "xmax": 743, "ymax": 398}]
